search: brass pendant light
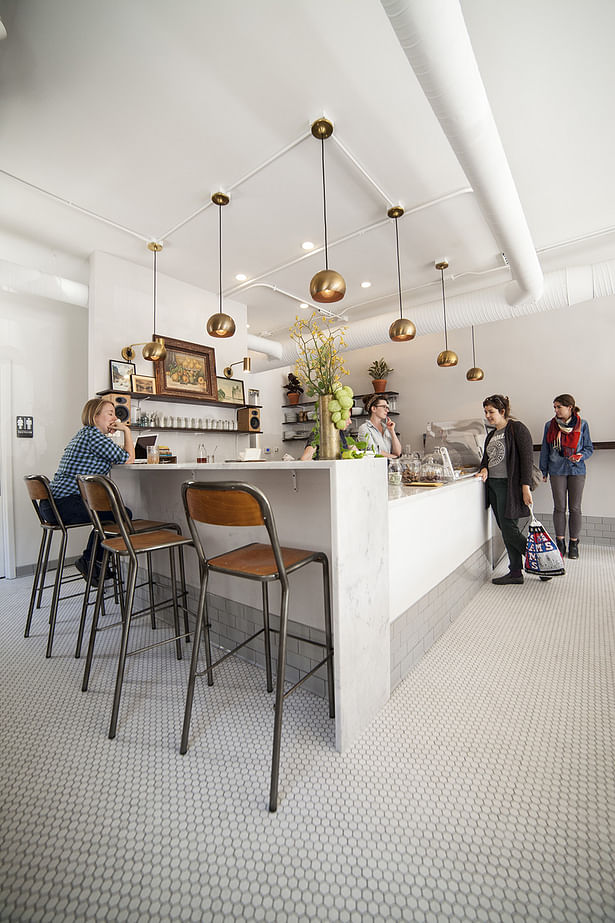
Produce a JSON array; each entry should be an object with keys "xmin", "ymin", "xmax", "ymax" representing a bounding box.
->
[
  {"xmin": 309, "ymin": 118, "xmax": 346, "ymax": 304},
  {"xmin": 387, "ymin": 206, "xmax": 416, "ymax": 342},
  {"xmin": 206, "ymin": 192, "xmax": 236, "ymax": 338},
  {"xmin": 121, "ymin": 241, "xmax": 167, "ymax": 363},
  {"xmin": 466, "ymin": 326, "xmax": 484, "ymax": 381},
  {"xmin": 435, "ymin": 260, "xmax": 458, "ymax": 367}
]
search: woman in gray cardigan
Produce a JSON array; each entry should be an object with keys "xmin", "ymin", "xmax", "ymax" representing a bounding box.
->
[{"xmin": 476, "ymin": 395, "xmax": 533, "ymax": 585}]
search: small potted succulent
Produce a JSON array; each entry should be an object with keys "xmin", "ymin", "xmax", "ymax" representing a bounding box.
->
[
  {"xmin": 368, "ymin": 358, "xmax": 393, "ymax": 393},
  {"xmin": 283, "ymin": 372, "xmax": 304, "ymax": 405}
]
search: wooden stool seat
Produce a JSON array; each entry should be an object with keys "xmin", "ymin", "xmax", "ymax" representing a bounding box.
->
[{"xmin": 209, "ymin": 542, "xmax": 320, "ymax": 578}]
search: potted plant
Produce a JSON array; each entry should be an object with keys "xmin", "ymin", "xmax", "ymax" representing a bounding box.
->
[
  {"xmin": 368, "ymin": 357, "xmax": 393, "ymax": 393},
  {"xmin": 283, "ymin": 372, "xmax": 304, "ymax": 405}
]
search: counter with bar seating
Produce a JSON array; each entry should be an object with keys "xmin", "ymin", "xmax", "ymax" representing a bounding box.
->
[{"xmin": 113, "ymin": 460, "xmax": 492, "ymax": 751}]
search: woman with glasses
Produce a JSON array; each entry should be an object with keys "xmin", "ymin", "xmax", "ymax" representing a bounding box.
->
[
  {"xmin": 476, "ymin": 394, "xmax": 533, "ymax": 585},
  {"xmin": 539, "ymin": 393, "xmax": 593, "ymax": 559},
  {"xmin": 357, "ymin": 394, "xmax": 401, "ymax": 458}
]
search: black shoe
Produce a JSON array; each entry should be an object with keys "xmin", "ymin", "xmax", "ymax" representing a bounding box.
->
[
  {"xmin": 568, "ymin": 540, "xmax": 579, "ymax": 559},
  {"xmin": 492, "ymin": 573, "xmax": 524, "ymax": 585},
  {"xmin": 75, "ymin": 556, "xmax": 98, "ymax": 587},
  {"xmin": 556, "ymin": 538, "xmax": 566, "ymax": 557}
]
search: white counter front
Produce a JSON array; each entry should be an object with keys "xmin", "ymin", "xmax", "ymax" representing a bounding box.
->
[{"xmin": 114, "ymin": 462, "xmax": 490, "ymax": 751}]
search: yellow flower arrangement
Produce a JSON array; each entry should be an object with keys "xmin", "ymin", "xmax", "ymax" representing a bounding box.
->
[{"xmin": 289, "ymin": 312, "xmax": 349, "ymax": 396}]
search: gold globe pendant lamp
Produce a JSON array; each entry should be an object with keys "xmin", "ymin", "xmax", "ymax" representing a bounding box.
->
[
  {"xmin": 206, "ymin": 192, "xmax": 236, "ymax": 338},
  {"xmin": 309, "ymin": 118, "xmax": 346, "ymax": 304},
  {"xmin": 387, "ymin": 206, "xmax": 416, "ymax": 342},
  {"xmin": 466, "ymin": 326, "xmax": 484, "ymax": 381},
  {"xmin": 435, "ymin": 260, "xmax": 458, "ymax": 367},
  {"xmin": 121, "ymin": 241, "xmax": 167, "ymax": 363}
]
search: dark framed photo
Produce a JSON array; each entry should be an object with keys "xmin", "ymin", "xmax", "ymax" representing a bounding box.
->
[
  {"xmin": 131, "ymin": 374, "xmax": 156, "ymax": 395},
  {"xmin": 152, "ymin": 335, "xmax": 217, "ymax": 401},
  {"xmin": 110, "ymin": 359, "xmax": 135, "ymax": 393},
  {"xmin": 216, "ymin": 376, "xmax": 246, "ymax": 405}
]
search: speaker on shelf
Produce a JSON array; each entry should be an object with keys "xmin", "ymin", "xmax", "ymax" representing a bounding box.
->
[
  {"xmin": 237, "ymin": 407, "xmax": 261, "ymax": 432},
  {"xmin": 104, "ymin": 392, "xmax": 131, "ymax": 423}
]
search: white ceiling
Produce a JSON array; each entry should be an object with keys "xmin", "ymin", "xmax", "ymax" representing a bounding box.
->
[{"xmin": 1, "ymin": 0, "xmax": 614, "ymax": 339}]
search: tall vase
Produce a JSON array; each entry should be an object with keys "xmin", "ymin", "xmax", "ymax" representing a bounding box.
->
[{"xmin": 317, "ymin": 394, "xmax": 340, "ymax": 460}]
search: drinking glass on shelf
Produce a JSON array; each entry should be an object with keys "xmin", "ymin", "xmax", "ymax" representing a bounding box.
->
[{"xmin": 147, "ymin": 445, "xmax": 160, "ymax": 465}]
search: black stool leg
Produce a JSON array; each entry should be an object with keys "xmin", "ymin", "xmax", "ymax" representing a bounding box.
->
[
  {"xmin": 109, "ymin": 556, "xmax": 138, "ymax": 739},
  {"xmin": 180, "ymin": 572, "xmax": 211, "ymax": 755},
  {"xmin": 269, "ymin": 583, "xmax": 290, "ymax": 812},
  {"xmin": 81, "ymin": 550, "xmax": 110, "ymax": 692},
  {"xmin": 25, "ymin": 531, "xmax": 47, "ymax": 637},
  {"xmin": 75, "ymin": 535, "xmax": 99, "ymax": 658},
  {"xmin": 169, "ymin": 547, "xmax": 183, "ymax": 661},
  {"xmin": 37, "ymin": 530, "xmax": 53, "ymax": 609},
  {"xmin": 261, "ymin": 583, "xmax": 273, "ymax": 694},
  {"xmin": 320, "ymin": 555, "xmax": 335, "ymax": 719},
  {"xmin": 147, "ymin": 551, "xmax": 156, "ymax": 628},
  {"xmin": 178, "ymin": 546, "xmax": 190, "ymax": 643},
  {"xmin": 46, "ymin": 532, "xmax": 68, "ymax": 658}
]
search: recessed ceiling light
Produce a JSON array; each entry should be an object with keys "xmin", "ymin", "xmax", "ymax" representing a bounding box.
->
[
  {"xmin": 302, "ymin": 241, "xmax": 315, "ymax": 251},
  {"xmin": 361, "ymin": 281, "xmax": 372, "ymax": 288},
  {"xmin": 299, "ymin": 302, "xmax": 309, "ymax": 310},
  {"xmin": 235, "ymin": 273, "xmax": 247, "ymax": 282}
]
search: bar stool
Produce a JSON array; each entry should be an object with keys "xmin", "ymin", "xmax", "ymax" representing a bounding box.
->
[
  {"xmin": 74, "ymin": 507, "xmax": 189, "ymax": 661},
  {"xmin": 78, "ymin": 474, "xmax": 193, "ymax": 739},
  {"xmin": 24, "ymin": 475, "xmax": 92, "ymax": 658},
  {"xmin": 180, "ymin": 480, "xmax": 335, "ymax": 812}
]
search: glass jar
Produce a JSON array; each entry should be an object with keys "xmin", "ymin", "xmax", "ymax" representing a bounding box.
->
[{"xmin": 388, "ymin": 458, "xmax": 402, "ymax": 486}]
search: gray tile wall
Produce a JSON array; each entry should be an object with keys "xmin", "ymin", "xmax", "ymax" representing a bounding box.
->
[{"xmin": 534, "ymin": 511, "xmax": 615, "ymax": 546}]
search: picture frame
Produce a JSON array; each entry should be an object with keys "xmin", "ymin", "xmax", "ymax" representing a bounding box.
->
[
  {"xmin": 131, "ymin": 374, "xmax": 156, "ymax": 395},
  {"xmin": 216, "ymin": 376, "xmax": 246, "ymax": 405},
  {"xmin": 110, "ymin": 359, "xmax": 135, "ymax": 393},
  {"xmin": 152, "ymin": 335, "xmax": 217, "ymax": 401}
]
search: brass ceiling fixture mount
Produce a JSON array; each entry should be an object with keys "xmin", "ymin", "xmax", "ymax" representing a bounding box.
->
[
  {"xmin": 121, "ymin": 240, "xmax": 167, "ymax": 364},
  {"xmin": 387, "ymin": 206, "xmax": 416, "ymax": 343},
  {"xmin": 223, "ymin": 357, "xmax": 251, "ymax": 379},
  {"xmin": 309, "ymin": 118, "xmax": 346, "ymax": 304},
  {"xmin": 206, "ymin": 192, "xmax": 236, "ymax": 338},
  {"xmin": 435, "ymin": 260, "xmax": 458, "ymax": 367},
  {"xmin": 466, "ymin": 325, "xmax": 484, "ymax": 381}
]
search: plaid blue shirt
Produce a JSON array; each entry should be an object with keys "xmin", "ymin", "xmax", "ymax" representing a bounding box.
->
[{"xmin": 49, "ymin": 426, "xmax": 129, "ymax": 498}]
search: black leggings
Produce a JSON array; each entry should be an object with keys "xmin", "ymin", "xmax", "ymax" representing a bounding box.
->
[{"xmin": 487, "ymin": 478, "xmax": 527, "ymax": 573}]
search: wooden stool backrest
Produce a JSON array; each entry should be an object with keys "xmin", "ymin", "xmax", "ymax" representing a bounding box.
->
[
  {"xmin": 79, "ymin": 477, "xmax": 115, "ymax": 515},
  {"xmin": 184, "ymin": 484, "xmax": 265, "ymax": 527},
  {"xmin": 78, "ymin": 474, "xmax": 132, "ymax": 541},
  {"xmin": 24, "ymin": 475, "xmax": 51, "ymax": 503}
]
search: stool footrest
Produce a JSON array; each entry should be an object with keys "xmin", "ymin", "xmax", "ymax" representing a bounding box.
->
[
  {"xmin": 195, "ymin": 627, "xmax": 265, "ymax": 677},
  {"xmin": 282, "ymin": 654, "xmax": 333, "ymax": 700}
]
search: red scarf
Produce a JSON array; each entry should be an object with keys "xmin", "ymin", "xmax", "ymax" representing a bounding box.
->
[{"xmin": 546, "ymin": 414, "xmax": 581, "ymax": 457}]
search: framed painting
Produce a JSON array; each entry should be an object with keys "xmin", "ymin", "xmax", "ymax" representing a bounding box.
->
[
  {"xmin": 216, "ymin": 376, "xmax": 246, "ymax": 405},
  {"xmin": 131, "ymin": 374, "xmax": 156, "ymax": 395},
  {"xmin": 152, "ymin": 335, "xmax": 217, "ymax": 400},
  {"xmin": 110, "ymin": 359, "xmax": 135, "ymax": 393}
]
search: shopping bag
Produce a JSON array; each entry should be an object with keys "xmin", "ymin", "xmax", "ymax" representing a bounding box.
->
[{"xmin": 524, "ymin": 507, "xmax": 565, "ymax": 577}]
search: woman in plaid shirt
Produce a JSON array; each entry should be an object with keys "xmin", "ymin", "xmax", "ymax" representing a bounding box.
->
[{"xmin": 41, "ymin": 398, "xmax": 135, "ymax": 584}]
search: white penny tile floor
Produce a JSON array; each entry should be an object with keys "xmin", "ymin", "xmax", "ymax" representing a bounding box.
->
[{"xmin": 0, "ymin": 546, "xmax": 613, "ymax": 922}]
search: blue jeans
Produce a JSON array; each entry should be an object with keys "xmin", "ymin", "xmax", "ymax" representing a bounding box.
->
[{"xmin": 40, "ymin": 494, "xmax": 132, "ymax": 566}]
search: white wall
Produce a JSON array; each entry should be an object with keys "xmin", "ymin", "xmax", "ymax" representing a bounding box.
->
[
  {"xmin": 340, "ymin": 295, "xmax": 615, "ymax": 517},
  {"xmin": 0, "ymin": 290, "xmax": 88, "ymax": 569},
  {"xmin": 89, "ymin": 251, "xmax": 250, "ymax": 463}
]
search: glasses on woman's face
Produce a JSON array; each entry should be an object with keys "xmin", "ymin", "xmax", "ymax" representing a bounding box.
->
[{"xmin": 374, "ymin": 403, "xmax": 389, "ymax": 411}]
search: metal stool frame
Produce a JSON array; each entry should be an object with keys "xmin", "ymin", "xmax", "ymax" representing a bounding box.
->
[
  {"xmin": 180, "ymin": 480, "xmax": 335, "ymax": 812},
  {"xmin": 24, "ymin": 475, "xmax": 92, "ymax": 658},
  {"xmin": 78, "ymin": 474, "xmax": 192, "ymax": 739}
]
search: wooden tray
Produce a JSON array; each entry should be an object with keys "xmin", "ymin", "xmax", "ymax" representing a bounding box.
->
[{"xmin": 405, "ymin": 480, "xmax": 444, "ymax": 487}]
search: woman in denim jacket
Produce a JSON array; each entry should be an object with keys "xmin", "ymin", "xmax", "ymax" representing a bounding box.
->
[{"xmin": 539, "ymin": 393, "xmax": 593, "ymax": 559}]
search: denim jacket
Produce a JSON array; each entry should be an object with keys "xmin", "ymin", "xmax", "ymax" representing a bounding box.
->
[{"xmin": 539, "ymin": 419, "xmax": 593, "ymax": 477}]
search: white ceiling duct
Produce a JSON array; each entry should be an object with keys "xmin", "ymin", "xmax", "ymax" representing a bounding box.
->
[
  {"xmin": 252, "ymin": 259, "xmax": 615, "ymax": 371},
  {"xmin": 247, "ymin": 332, "xmax": 283, "ymax": 360},
  {"xmin": 0, "ymin": 258, "xmax": 88, "ymax": 307},
  {"xmin": 380, "ymin": 0, "xmax": 543, "ymax": 306}
]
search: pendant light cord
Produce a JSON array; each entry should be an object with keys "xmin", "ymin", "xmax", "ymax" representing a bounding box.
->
[
  {"xmin": 394, "ymin": 218, "xmax": 403, "ymax": 318},
  {"xmin": 471, "ymin": 325, "xmax": 476, "ymax": 366},
  {"xmin": 218, "ymin": 203, "xmax": 223, "ymax": 313},
  {"xmin": 153, "ymin": 247, "xmax": 157, "ymax": 333},
  {"xmin": 440, "ymin": 267, "xmax": 449, "ymax": 351},
  {"xmin": 321, "ymin": 139, "xmax": 329, "ymax": 270}
]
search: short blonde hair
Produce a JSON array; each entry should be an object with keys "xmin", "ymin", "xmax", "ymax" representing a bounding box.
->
[{"xmin": 81, "ymin": 398, "xmax": 114, "ymax": 427}]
